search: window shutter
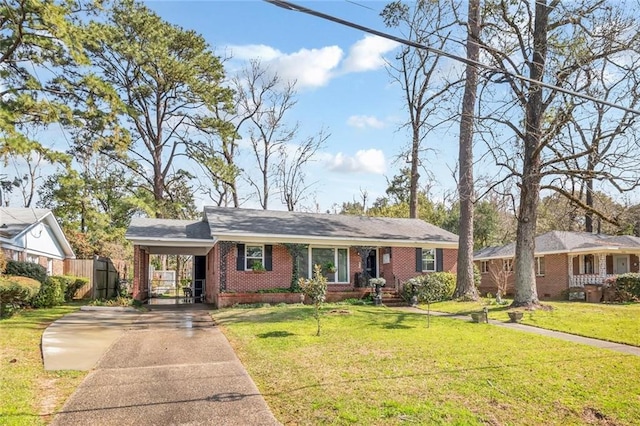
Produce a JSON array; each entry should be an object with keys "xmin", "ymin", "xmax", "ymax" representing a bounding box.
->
[
  {"xmin": 415, "ymin": 248, "xmax": 423, "ymax": 272},
  {"xmin": 264, "ymin": 245, "xmax": 273, "ymax": 271},
  {"xmin": 436, "ymin": 248, "xmax": 444, "ymax": 272},
  {"xmin": 236, "ymin": 244, "xmax": 245, "ymax": 271}
]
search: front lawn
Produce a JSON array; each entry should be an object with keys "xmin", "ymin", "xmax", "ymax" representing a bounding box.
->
[
  {"xmin": 0, "ymin": 305, "xmax": 87, "ymax": 425},
  {"xmin": 429, "ymin": 299, "xmax": 640, "ymax": 346},
  {"xmin": 213, "ymin": 304, "xmax": 640, "ymax": 425}
]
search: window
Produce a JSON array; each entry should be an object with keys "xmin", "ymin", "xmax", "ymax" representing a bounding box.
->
[
  {"xmin": 305, "ymin": 247, "xmax": 349, "ymax": 283},
  {"xmin": 47, "ymin": 258, "xmax": 54, "ymax": 276},
  {"xmin": 480, "ymin": 261, "xmax": 489, "ymax": 274},
  {"xmin": 422, "ymin": 248, "xmax": 436, "ymax": 272},
  {"xmin": 535, "ymin": 256, "xmax": 545, "ymax": 276},
  {"xmin": 245, "ymin": 245, "xmax": 264, "ymax": 270},
  {"xmin": 583, "ymin": 254, "xmax": 598, "ymax": 274},
  {"xmin": 26, "ymin": 254, "xmax": 38, "ymax": 264},
  {"xmin": 503, "ymin": 258, "xmax": 514, "ymax": 272}
]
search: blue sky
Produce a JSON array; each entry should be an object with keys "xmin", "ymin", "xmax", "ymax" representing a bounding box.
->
[{"xmin": 144, "ymin": 0, "xmax": 462, "ymax": 212}]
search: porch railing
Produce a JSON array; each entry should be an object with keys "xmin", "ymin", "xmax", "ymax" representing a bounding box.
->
[{"xmin": 569, "ymin": 274, "xmax": 615, "ymax": 288}]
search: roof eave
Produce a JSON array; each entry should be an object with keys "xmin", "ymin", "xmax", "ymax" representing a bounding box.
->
[{"xmin": 211, "ymin": 233, "xmax": 458, "ymax": 248}]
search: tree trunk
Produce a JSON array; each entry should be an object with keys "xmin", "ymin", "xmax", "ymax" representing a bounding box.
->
[
  {"xmin": 512, "ymin": 0, "xmax": 548, "ymax": 308},
  {"xmin": 585, "ymin": 155, "xmax": 595, "ymax": 233},
  {"xmin": 454, "ymin": 0, "xmax": 480, "ymax": 301},
  {"xmin": 409, "ymin": 129, "xmax": 420, "ymax": 218}
]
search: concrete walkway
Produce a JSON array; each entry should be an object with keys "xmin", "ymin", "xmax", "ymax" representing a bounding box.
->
[
  {"xmin": 48, "ymin": 308, "xmax": 280, "ymax": 426},
  {"xmin": 392, "ymin": 306, "xmax": 640, "ymax": 357}
]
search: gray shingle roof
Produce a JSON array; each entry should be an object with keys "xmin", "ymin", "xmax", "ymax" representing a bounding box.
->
[
  {"xmin": 0, "ymin": 208, "xmax": 51, "ymax": 239},
  {"xmin": 126, "ymin": 207, "xmax": 458, "ymax": 245},
  {"xmin": 474, "ymin": 230, "xmax": 640, "ymax": 259},
  {"xmin": 204, "ymin": 206, "xmax": 458, "ymax": 243},
  {"xmin": 126, "ymin": 218, "xmax": 213, "ymax": 240}
]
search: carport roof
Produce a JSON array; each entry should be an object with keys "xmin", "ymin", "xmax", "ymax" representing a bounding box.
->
[{"xmin": 126, "ymin": 218, "xmax": 212, "ymax": 240}]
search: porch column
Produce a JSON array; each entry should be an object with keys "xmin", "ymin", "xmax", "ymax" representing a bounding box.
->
[
  {"xmin": 133, "ymin": 245, "xmax": 149, "ymax": 301},
  {"xmin": 568, "ymin": 255, "xmax": 574, "ymax": 287},
  {"xmin": 598, "ymin": 253, "xmax": 607, "ymax": 278}
]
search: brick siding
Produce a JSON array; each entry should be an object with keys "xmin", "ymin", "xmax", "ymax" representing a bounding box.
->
[
  {"xmin": 477, "ymin": 253, "xmax": 570, "ymax": 299},
  {"xmin": 386, "ymin": 247, "xmax": 458, "ymax": 290}
]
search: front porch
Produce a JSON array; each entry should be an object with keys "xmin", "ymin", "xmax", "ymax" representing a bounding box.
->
[{"xmin": 568, "ymin": 252, "xmax": 639, "ymax": 289}]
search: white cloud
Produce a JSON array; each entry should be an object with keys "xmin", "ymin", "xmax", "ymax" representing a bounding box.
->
[
  {"xmin": 340, "ymin": 35, "xmax": 399, "ymax": 73},
  {"xmin": 228, "ymin": 44, "xmax": 342, "ymax": 90},
  {"xmin": 327, "ymin": 149, "xmax": 386, "ymax": 174},
  {"xmin": 271, "ymin": 46, "xmax": 343, "ymax": 89},
  {"xmin": 347, "ymin": 115, "xmax": 386, "ymax": 129},
  {"xmin": 228, "ymin": 44, "xmax": 282, "ymax": 61},
  {"xmin": 226, "ymin": 35, "xmax": 397, "ymax": 91}
]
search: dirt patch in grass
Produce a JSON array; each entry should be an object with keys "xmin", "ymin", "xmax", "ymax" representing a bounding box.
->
[
  {"xmin": 327, "ymin": 309, "xmax": 351, "ymax": 315},
  {"xmin": 582, "ymin": 407, "xmax": 616, "ymax": 425},
  {"xmin": 38, "ymin": 377, "xmax": 59, "ymax": 421}
]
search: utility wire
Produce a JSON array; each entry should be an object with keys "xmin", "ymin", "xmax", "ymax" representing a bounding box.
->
[{"xmin": 264, "ymin": 0, "xmax": 640, "ymax": 116}]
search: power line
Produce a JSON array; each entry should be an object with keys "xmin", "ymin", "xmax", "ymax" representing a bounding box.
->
[{"xmin": 264, "ymin": 0, "xmax": 640, "ymax": 117}]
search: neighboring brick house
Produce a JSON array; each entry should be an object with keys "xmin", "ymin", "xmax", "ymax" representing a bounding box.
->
[
  {"xmin": 126, "ymin": 206, "xmax": 459, "ymax": 307},
  {"xmin": 474, "ymin": 231, "xmax": 640, "ymax": 300},
  {"xmin": 0, "ymin": 207, "xmax": 75, "ymax": 275}
]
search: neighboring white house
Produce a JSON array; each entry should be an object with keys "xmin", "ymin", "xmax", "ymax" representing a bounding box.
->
[{"xmin": 0, "ymin": 208, "xmax": 75, "ymax": 275}]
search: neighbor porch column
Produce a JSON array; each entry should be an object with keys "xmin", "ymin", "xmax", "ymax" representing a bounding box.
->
[{"xmin": 598, "ymin": 253, "xmax": 607, "ymax": 278}]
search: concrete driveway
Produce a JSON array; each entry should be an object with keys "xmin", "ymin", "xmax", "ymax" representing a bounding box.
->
[{"xmin": 49, "ymin": 308, "xmax": 280, "ymax": 426}]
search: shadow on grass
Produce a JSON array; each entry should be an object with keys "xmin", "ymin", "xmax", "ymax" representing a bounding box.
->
[{"xmin": 257, "ymin": 330, "xmax": 295, "ymax": 338}]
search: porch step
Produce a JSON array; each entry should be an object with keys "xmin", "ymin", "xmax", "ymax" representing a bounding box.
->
[{"xmin": 382, "ymin": 292, "xmax": 406, "ymax": 307}]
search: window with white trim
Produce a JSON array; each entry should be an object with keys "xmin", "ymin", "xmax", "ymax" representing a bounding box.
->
[
  {"xmin": 503, "ymin": 258, "xmax": 514, "ymax": 272},
  {"xmin": 422, "ymin": 248, "xmax": 436, "ymax": 272},
  {"xmin": 480, "ymin": 261, "xmax": 489, "ymax": 274},
  {"xmin": 245, "ymin": 245, "xmax": 264, "ymax": 270},
  {"xmin": 535, "ymin": 256, "xmax": 545, "ymax": 276},
  {"xmin": 26, "ymin": 254, "xmax": 38, "ymax": 264},
  {"xmin": 305, "ymin": 247, "xmax": 349, "ymax": 283},
  {"xmin": 47, "ymin": 258, "xmax": 54, "ymax": 276}
]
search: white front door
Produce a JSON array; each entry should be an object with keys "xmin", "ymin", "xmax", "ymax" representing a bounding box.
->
[{"xmin": 614, "ymin": 256, "xmax": 629, "ymax": 274}]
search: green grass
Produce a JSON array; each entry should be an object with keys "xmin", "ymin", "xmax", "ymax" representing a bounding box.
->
[
  {"xmin": 429, "ymin": 299, "xmax": 640, "ymax": 346},
  {"xmin": 0, "ymin": 305, "xmax": 87, "ymax": 425},
  {"xmin": 213, "ymin": 304, "xmax": 640, "ymax": 425}
]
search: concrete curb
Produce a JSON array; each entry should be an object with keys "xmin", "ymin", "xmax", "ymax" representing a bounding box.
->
[{"xmin": 80, "ymin": 305, "xmax": 138, "ymax": 312}]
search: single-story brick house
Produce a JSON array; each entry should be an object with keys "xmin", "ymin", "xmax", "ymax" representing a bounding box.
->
[
  {"xmin": 126, "ymin": 206, "xmax": 459, "ymax": 307},
  {"xmin": 0, "ymin": 207, "xmax": 75, "ymax": 275},
  {"xmin": 474, "ymin": 230, "xmax": 640, "ymax": 300}
]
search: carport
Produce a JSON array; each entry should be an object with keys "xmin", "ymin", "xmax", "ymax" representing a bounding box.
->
[{"xmin": 126, "ymin": 218, "xmax": 216, "ymax": 304}]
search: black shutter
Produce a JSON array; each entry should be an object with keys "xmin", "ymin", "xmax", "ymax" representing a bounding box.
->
[
  {"xmin": 236, "ymin": 244, "xmax": 245, "ymax": 271},
  {"xmin": 416, "ymin": 248, "xmax": 423, "ymax": 272},
  {"xmin": 264, "ymin": 245, "xmax": 273, "ymax": 271},
  {"xmin": 436, "ymin": 248, "xmax": 444, "ymax": 272}
]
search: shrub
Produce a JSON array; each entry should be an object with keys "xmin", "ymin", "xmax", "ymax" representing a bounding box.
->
[
  {"xmin": 401, "ymin": 272, "xmax": 456, "ymax": 304},
  {"xmin": 47, "ymin": 275, "xmax": 88, "ymax": 301},
  {"xmin": 5, "ymin": 260, "xmax": 47, "ymax": 283},
  {"xmin": 473, "ymin": 264, "xmax": 482, "ymax": 288},
  {"xmin": 605, "ymin": 273, "xmax": 640, "ymax": 302},
  {"xmin": 0, "ymin": 276, "xmax": 41, "ymax": 317},
  {"xmin": 32, "ymin": 277, "xmax": 65, "ymax": 308}
]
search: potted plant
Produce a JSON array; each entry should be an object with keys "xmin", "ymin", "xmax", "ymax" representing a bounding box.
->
[
  {"xmin": 323, "ymin": 261, "xmax": 337, "ymax": 273},
  {"xmin": 252, "ymin": 261, "xmax": 266, "ymax": 273},
  {"xmin": 507, "ymin": 311, "xmax": 524, "ymax": 322},
  {"xmin": 369, "ymin": 277, "xmax": 386, "ymax": 305}
]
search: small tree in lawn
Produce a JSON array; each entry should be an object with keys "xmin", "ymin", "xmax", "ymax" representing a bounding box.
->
[{"xmin": 298, "ymin": 264, "xmax": 327, "ymax": 336}]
